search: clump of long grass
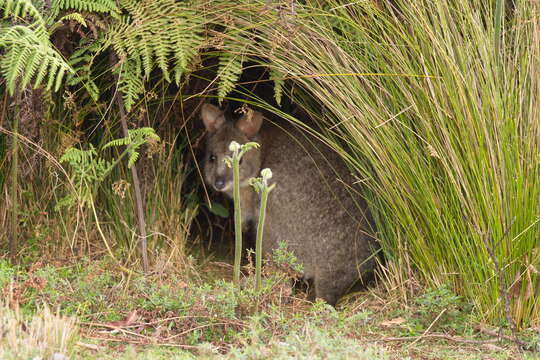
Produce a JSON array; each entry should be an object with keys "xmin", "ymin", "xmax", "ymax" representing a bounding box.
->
[
  {"xmin": 102, "ymin": 134, "xmax": 199, "ymax": 272},
  {"xmin": 213, "ymin": 0, "xmax": 540, "ymax": 327},
  {"xmin": 0, "ymin": 93, "xmax": 199, "ymax": 271},
  {"xmin": 0, "ymin": 301, "xmax": 78, "ymax": 359}
]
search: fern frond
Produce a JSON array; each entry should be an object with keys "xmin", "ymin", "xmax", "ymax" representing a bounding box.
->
[
  {"xmin": 103, "ymin": 127, "xmax": 159, "ymax": 150},
  {"xmin": 50, "ymin": 0, "xmax": 120, "ymax": 18},
  {"xmin": 115, "ymin": 56, "xmax": 144, "ymax": 112},
  {"xmin": 57, "ymin": 12, "xmax": 87, "ymax": 27},
  {"xmin": 103, "ymin": 137, "xmax": 130, "ymax": 148},
  {"xmin": 103, "ymin": 127, "xmax": 159, "ymax": 169},
  {"xmin": 128, "ymin": 127, "xmax": 159, "ymax": 142},
  {"xmin": 171, "ymin": 15, "xmax": 204, "ymax": 85},
  {"xmin": 59, "ymin": 145, "xmax": 113, "ymax": 209},
  {"xmin": 153, "ymin": 32, "xmax": 171, "ymax": 82},
  {"xmin": 66, "ymin": 36, "xmax": 104, "ymax": 101},
  {"xmin": 139, "ymin": 33, "xmax": 153, "ymax": 79},
  {"xmin": 0, "ymin": 0, "xmax": 47, "ymax": 40},
  {"xmin": 106, "ymin": 0, "xmax": 207, "ymax": 110},
  {"xmin": 217, "ymin": 50, "xmax": 244, "ymax": 104},
  {"xmin": 0, "ymin": 25, "xmax": 72, "ymax": 94},
  {"xmin": 54, "ymin": 193, "xmax": 77, "ymax": 211},
  {"xmin": 127, "ymin": 151, "xmax": 139, "ymax": 168},
  {"xmin": 270, "ymin": 67, "xmax": 284, "ymax": 106}
]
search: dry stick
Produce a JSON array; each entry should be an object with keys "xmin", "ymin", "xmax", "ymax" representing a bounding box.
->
[
  {"xmin": 76, "ymin": 341, "xmax": 101, "ymax": 351},
  {"xmin": 81, "ymin": 316, "xmax": 245, "ymax": 330},
  {"xmin": 83, "ymin": 335, "xmax": 199, "ymax": 349},
  {"xmin": 117, "ymin": 97, "xmax": 149, "ymax": 273},
  {"xmin": 163, "ymin": 322, "xmax": 232, "ymax": 342},
  {"xmin": 9, "ymin": 88, "xmax": 20, "ymax": 262},
  {"xmin": 408, "ymin": 308, "xmax": 447, "ymax": 347},
  {"xmin": 477, "ymin": 325, "xmax": 528, "ymax": 348},
  {"xmin": 375, "ymin": 333, "xmax": 499, "ymax": 345},
  {"xmin": 110, "ymin": 55, "xmax": 149, "ymax": 274}
]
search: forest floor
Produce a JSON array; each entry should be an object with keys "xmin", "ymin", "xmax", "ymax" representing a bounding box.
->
[{"xmin": 1, "ymin": 254, "xmax": 538, "ymax": 360}]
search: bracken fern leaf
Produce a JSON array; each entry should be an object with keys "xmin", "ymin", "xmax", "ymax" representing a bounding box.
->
[
  {"xmin": 115, "ymin": 56, "xmax": 144, "ymax": 112},
  {"xmin": 0, "ymin": 25, "xmax": 72, "ymax": 94},
  {"xmin": 270, "ymin": 67, "xmax": 284, "ymax": 106},
  {"xmin": 50, "ymin": 0, "xmax": 120, "ymax": 18},
  {"xmin": 217, "ymin": 50, "xmax": 244, "ymax": 104},
  {"xmin": 0, "ymin": 0, "xmax": 47, "ymax": 39},
  {"xmin": 106, "ymin": 0, "xmax": 206, "ymax": 110}
]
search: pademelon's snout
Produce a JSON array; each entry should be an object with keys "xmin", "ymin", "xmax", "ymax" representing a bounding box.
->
[{"xmin": 214, "ymin": 176, "xmax": 226, "ymax": 191}]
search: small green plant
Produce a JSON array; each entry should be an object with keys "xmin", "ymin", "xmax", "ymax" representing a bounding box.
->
[
  {"xmin": 404, "ymin": 284, "xmax": 472, "ymax": 335},
  {"xmin": 224, "ymin": 140, "xmax": 260, "ymax": 286},
  {"xmin": 58, "ymin": 127, "xmax": 159, "ymax": 272},
  {"xmin": 58, "ymin": 127, "xmax": 159, "ymax": 210},
  {"xmin": 272, "ymin": 241, "xmax": 304, "ymax": 275},
  {"xmin": 249, "ymin": 168, "xmax": 276, "ymax": 291}
]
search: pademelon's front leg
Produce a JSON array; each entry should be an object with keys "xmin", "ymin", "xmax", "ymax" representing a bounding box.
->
[{"xmin": 314, "ymin": 261, "xmax": 358, "ymax": 306}]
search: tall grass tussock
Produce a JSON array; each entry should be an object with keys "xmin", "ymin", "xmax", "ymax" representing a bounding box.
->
[
  {"xmin": 0, "ymin": 302, "xmax": 77, "ymax": 359},
  {"xmin": 217, "ymin": 0, "xmax": 539, "ymax": 327}
]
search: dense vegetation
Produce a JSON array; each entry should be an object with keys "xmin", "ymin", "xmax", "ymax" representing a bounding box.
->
[{"xmin": 1, "ymin": 0, "xmax": 539, "ymax": 357}]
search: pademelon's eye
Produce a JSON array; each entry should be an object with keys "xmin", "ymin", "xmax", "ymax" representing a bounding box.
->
[{"xmin": 209, "ymin": 154, "xmax": 216, "ymax": 162}]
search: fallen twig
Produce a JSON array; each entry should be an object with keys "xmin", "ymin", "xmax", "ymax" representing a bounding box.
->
[
  {"xmin": 408, "ymin": 308, "xmax": 447, "ymax": 347},
  {"xmin": 82, "ymin": 335, "xmax": 199, "ymax": 349},
  {"xmin": 375, "ymin": 333, "xmax": 499, "ymax": 344},
  {"xmin": 477, "ymin": 325, "xmax": 529, "ymax": 348}
]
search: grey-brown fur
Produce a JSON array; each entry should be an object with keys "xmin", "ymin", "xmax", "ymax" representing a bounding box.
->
[{"xmin": 201, "ymin": 103, "xmax": 378, "ymax": 305}]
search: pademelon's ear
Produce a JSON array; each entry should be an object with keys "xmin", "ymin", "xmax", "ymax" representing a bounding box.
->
[
  {"xmin": 236, "ymin": 108, "xmax": 263, "ymax": 138},
  {"xmin": 201, "ymin": 103, "xmax": 226, "ymax": 132}
]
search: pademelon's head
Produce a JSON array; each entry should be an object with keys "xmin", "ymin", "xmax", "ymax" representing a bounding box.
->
[{"xmin": 200, "ymin": 103, "xmax": 263, "ymax": 194}]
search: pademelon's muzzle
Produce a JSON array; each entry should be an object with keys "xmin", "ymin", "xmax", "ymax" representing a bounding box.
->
[{"xmin": 214, "ymin": 177, "xmax": 226, "ymax": 191}]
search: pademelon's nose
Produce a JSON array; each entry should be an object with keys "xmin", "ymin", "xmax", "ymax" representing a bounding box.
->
[{"xmin": 214, "ymin": 177, "xmax": 226, "ymax": 190}]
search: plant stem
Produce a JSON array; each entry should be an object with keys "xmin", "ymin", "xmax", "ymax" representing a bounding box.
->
[
  {"xmin": 116, "ymin": 98, "xmax": 149, "ymax": 274},
  {"xmin": 232, "ymin": 157, "xmax": 242, "ymax": 286},
  {"xmin": 8, "ymin": 91, "xmax": 19, "ymax": 262},
  {"xmin": 110, "ymin": 52, "xmax": 149, "ymax": 273},
  {"xmin": 255, "ymin": 186, "xmax": 270, "ymax": 291}
]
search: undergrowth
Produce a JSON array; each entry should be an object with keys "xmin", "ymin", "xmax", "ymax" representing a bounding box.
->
[{"xmin": 0, "ymin": 257, "xmax": 536, "ymax": 359}]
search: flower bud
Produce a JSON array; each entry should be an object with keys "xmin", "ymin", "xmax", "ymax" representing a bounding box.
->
[
  {"xmin": 229, "ymin": 141, "xmax": 241, "ymax": 152},
  {"xmin": 261, "ymin": 168, "xmax": 273, "ymax": 180}
]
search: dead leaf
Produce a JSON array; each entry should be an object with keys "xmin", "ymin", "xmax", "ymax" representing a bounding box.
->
[
  {"xmin": 108, "ymin": 309, "xmax": 139, "ymax": 328},
  {"xmin": 380, "ymin": 317, "xmax": 406, "ymax": 327}
]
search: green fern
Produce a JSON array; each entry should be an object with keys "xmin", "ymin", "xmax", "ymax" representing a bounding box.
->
[
  {"xmin": 58, "ymin": 145, "xmax": 111, "ymax": 209},
  {"xmin": 107, "ymin": 0, "xmax": 206, "ymax": 111},
  {"xmin": 0, "ymin": 0, "xmax": 123, "ymax": 96},
  {"xmin": 66, "ymin": 36, "xmax": 105, "ymax": 101},
  {"xmin": 0, "ymin": 25, "xmax": 72, "ymax": 94},
  {"xmin": 58, "ymin": 127, "xmax": 159, "ymax": 209},
  {"xmin": 104, "ymin": 127, "xmax": 160, "ymax": 168},
  {"xmin": 50, "ymin": 0, "xmax": 120, "ymax": 18},
  {"xmin": 115, "ymin": 56, "xmax": 145, "ymax": 112},
  {"xmin": 56, "ymin": 12, "xmax": 87, "ymax": 27},
  {"xmin": 217, "ymin": 50, "xmax": 244, "ymax": 104},
  {"xmin": 0, "ymin": 0, "xmax": 47, "ymax": 39},
  {"xmin": 270, "ymin": 67, "xmax": 284, "ymax": 106},
  {"xmin": 171, "ymin": 17, "xmax": 203, "ymax": 85}
]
